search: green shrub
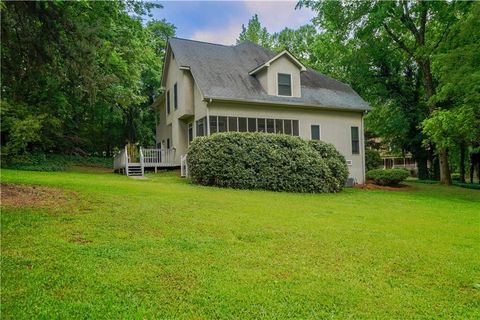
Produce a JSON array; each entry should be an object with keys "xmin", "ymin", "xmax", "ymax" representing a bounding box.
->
[
  {"xmin": 366, "ymin": 169, "xmax": 409, "ymax": 186},
  {"xmin": 1, "ymin": 153, "xmax": 112, "ymax": 171},
  {"xmin": 365, "ymin": 149, "xmax": 382, "ymax": 172},
  {"xmin": 187, "ymin": 132, "xmax": 348, "ymax": 193},
  {"xmin": 308, "ymin": 140, "xmax": 349, "ymax": 192}
]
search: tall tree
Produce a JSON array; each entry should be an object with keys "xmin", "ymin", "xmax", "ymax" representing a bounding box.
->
[
  {"xmin": 237, "ymin": 14, "xmax": 272, "ymax": 48},
  {"xmin": 298, "ymin": 0, "xmax": 468, "ymax": 184},
  {"xmin": 0, "ymin": 1, "xmax": 175, "ymax": 159}
]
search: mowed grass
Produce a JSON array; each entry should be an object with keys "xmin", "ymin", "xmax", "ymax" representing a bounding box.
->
[{"xmin": 1, "ymin": 168, "xmax": 479, "ymax": 319}]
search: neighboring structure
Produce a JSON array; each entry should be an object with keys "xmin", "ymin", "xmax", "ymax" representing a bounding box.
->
[{"xmin": 152, "ymin": 37, "xmax": 370, "ymax": 183}]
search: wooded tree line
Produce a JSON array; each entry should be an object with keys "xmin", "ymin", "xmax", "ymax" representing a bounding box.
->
[
  {"xmin": 238, "ymin": 1, "xmax": 480, "ymax": 184},
  {"xmin": 1, "ymin": 1, "xmax": 174, "ymax": 159},
  {"xmin": 1, "ymin": 1, "xmax": 478, "ymax": 184}
]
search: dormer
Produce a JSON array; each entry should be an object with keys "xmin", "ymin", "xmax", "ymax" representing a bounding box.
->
[{"xmin": 249, "ymin": 50, "xmax": 306, "ymax": 98}]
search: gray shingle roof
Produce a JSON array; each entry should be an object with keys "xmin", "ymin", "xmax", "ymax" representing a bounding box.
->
[{"xmin": 168, "ymin": 37, "xmax": 370, "ymax": 111}]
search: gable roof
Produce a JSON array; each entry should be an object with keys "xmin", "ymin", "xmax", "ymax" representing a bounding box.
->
[
  {"xmin": 165, "ymin": 37, "xmax": 370, "ymax": 112},
  {"xmin": 249, "ymin": 50, "xmax": 307, "ymax": 75}
]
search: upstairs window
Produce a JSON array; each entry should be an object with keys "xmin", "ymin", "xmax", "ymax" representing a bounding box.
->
[
  {"xmin": 174, "ymin": 83, "xmax": 178, "ymax": 109},
  {"xmin": 351, "ymin": 126, "xmax": 360, "ymax": 154},
  {"xmin": 277, "ymin": 73, "xmax": 292, "ymax": 96},
  {"xmin": 166, "ymin": 90, "xmax": 170, "ymax": 114}
]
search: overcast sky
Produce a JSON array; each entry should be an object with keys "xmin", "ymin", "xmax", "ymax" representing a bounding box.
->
[{"xmin": 150, "ymin": 1, "xmax": 315, "ymax": 45}]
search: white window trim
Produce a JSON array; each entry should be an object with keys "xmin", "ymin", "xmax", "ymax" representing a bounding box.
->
[{"xmin": 276, "ymin": 72, "xmax": 293, "ymax": 97}]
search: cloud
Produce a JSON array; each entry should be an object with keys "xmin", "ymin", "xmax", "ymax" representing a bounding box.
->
[
  {"xmin": 191, "ymin": 23, "xmax": 242, "ymax": 45},
  {"xmin": 168, "ymin": 0, "xmax": 315, "ymax": 45},
  {"xmin": 244, "ymin": 1, "xmax": 315, "ymax": 32}
]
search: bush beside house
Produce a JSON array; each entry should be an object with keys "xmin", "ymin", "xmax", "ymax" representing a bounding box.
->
[
  {"xmin": 366, "ymin": 169, "xmax": 409, "ymax": 186},
  {"xmin": 187, "ymin": 132, "xmax": 348, "ymax": 193},
  {"xmin": 365, "ymin": 149, "xmax": 382, "ymax": 172}
]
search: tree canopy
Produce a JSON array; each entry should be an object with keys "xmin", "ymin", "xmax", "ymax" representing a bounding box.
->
[{"xmin": 1, "ymin": 1, "xmax": 175, "ymax": 159}]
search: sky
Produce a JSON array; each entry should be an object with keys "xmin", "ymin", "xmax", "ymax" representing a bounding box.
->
[{"xmin": 150, "ymin": 1, "xmax": 316, "ymax": 45}]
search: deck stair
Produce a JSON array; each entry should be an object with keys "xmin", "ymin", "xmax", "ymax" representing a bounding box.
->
[{"xmin": 127, "ymin": 164, "xmax": 143, "ymax": 177}]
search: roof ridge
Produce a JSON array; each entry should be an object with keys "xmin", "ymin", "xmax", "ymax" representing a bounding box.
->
[{"xmin": 169, "ymin": 36, "xmax": 231, "ymax": 47}]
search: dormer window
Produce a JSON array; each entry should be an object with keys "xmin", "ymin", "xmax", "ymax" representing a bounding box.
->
[{"xmin": 277, "ymin": 73, "xmax": 292, "ymax": 96}]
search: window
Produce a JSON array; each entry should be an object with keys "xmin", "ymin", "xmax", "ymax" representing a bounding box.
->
[
  {"xmin": 351, "ymin": 126, "xmax": 360, "ymax": 154},
  {"xmin": 196, "ymin": 117, "xmax": 206, "ymax": 136},
  {"xmin": 277, "ymin": 73, "xmax": 292, "ymax": 96},
  {"xmin": 167, "ymin": 138, "xmax": 170, "ymax": 149},
  {"xmin": 188, "ymin": 123, "xmax": 193, "ymax": 144},
  {"xmin": 174, "ymin": 83, "xmax": 178, "ymax": 109},
  {"xmin": 218, "ymin": 116, "xmax": 227, "ymax": 132},
  {"xmin": 257, "ymin": 118, "xmax": 266, "ymax": 132},
  {"xmin": 228, "ymin": 117, "xmax": 238, "ymax": 132},
  {"xmin": 248, "ymin": 118, "xmax": 256, "ymax": 132},
  {"xmin": 209, "ymin": 116, "xmax": 218, "ymax": 134},
  {"xmin": 166, "ymin": 90, "xmax": 170, "ymax": 114},
  {"xmin": 311, "ymin": 125, "xmax": 320, "ymax": 140},
  {"xmin": 292, "ymin": 120, "xmax": 299, "ymax": 136},
  {"xmin": 238, "ymin": 117, "xmax": 247, "ymax": 132},
  {"xmin": 266, "ymin": 119, "xmax": 275, "ymax": 133}
]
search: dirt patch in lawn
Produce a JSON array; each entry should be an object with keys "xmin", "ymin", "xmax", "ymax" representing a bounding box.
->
[
  {"xmin": 354, "ymin": 183, "xmax": 415, "ymax": 191},
  {"xmin": 0, "ymin": 183, "xmax": 78, "ymax": 209}
]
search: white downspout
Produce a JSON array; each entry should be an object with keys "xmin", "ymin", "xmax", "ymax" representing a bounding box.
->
[{"xmin": 361, "ymin": 111, "xmax": 366, "ymax": 184}]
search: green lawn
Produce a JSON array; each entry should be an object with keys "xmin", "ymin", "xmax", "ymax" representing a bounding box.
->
[{"xmin": 1, "ymin": 169, "xmax": 479, "ymax": 319}]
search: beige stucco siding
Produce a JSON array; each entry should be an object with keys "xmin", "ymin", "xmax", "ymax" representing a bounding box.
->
[
  {"xmin": 261, "ymin": 56, "xmax": 302, "ymax": 97},
  {"xmin": 208, "ymin": 102, "xmax": 366, "ymax": 183}
]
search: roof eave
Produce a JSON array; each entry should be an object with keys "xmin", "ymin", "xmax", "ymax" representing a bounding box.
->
[{"xmin": 204, "ymin": 96, "xmax": 370, "ymax": 112}]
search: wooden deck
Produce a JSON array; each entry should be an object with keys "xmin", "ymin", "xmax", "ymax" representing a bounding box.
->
[{"xmin": 114, "ymin": 146, "xmax": 179, "ymax": 177}]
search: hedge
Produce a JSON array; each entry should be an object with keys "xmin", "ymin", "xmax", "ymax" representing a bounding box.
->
[
  {"xmin": 366, "ymin": 168, "xmax": 410, "ymax": 186},
  {"xmin": 187, "ymin": 132, "xmax": 348, "ymax": 193}
]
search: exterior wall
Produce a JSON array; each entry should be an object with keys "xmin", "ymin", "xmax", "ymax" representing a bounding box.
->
[
  {"xmin": 208, "ymin": 102, "xmax": 366, "ymax": 184},
  {"xmin": 261, "ymin": 56, "xmax": 301, "ymax": 97},
  {"xmin": 155, "ymin": 99, "xmax": 172, "ymax": 149},
  {"xmin": 157, "ymin": 53, "xmax": 208, "ymax": 164}
]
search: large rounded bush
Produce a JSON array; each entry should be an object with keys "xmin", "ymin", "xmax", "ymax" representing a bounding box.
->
[
  {"xmin": 308, "ymin": 140, "xmax": 349, "ymax": 192},
  {"xmin": 187, "ymin": 132, "xmax": 348, "ymax": 193},
  {"xmin": 366, "ymin": 169, "xmax": 409, "ymax": 186}
]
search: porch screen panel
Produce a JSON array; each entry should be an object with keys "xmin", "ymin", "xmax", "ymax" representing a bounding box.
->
[
  {"xmin": 257, "ymin": 119, "xmax": 266, "ymax": 132},
  {"xmin": 218, "ymin": 117, "xmax": 227, "ymax": 132},
  {"xmin": 284, "ymin": 120, "xmax": 292, "ymax": 135},
  {"xmin": 292, "ymin": 120, "xmax": 299, "ymax": 136},
  {"xmin": 210, "ymin": 116, "xmax": 218, "ymax": 134},
  {"xmin": 275, "ymin": 119, "xmax": 283, "ymax": 134},
  {"xmin": 266, "ymin": 119, "xmax": 275, "ymax": 133},
  {"xmin": 248, "ymin": 118, "xmax": 257, "ymax": 132},
  {"xmin": 238, "ymin": 118, "xmax": 247, "ymax": 132},
  {"xmin": 228, "ymin": 117, "xmax": 238, "ymax": 132}
]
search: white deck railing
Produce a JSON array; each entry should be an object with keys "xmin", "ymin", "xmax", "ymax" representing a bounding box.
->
[
  {"xmin": 114, "ymin": 146, "xmax": 177, "ymax": 176},
  {"xmin": 142, "ymin": 148, "xmax": 176, "ymax": 167},
  {"xmin": 113, "ymin": 145, "xmax": 128, "ymax": 171}
]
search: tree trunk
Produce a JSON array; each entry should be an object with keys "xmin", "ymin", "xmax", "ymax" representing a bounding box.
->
[
  {"xmin": 439, "ymin": 148, "xmax": 452, "ymax": 185},
  {"xmin": 459, "ymin": 143, "xmax": 466, "ymax": 183}
]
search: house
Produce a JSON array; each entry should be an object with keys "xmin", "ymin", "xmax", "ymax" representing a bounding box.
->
[{"xmin": 152, "ymin": 37, "xmax": 370, "ymax": 184}]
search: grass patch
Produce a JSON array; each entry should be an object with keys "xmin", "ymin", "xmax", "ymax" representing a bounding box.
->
[{"xmin": 1, "ymin": 169, "xmax": 480, "ymax": 319}]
